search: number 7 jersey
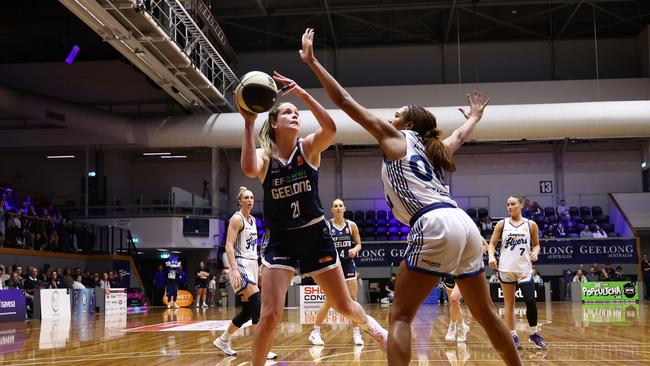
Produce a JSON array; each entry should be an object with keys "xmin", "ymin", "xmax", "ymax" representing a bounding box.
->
[
  {"xmin": 263, "ymin": 139, "xmax": 324, "ymax": 230},
  {"xmin": 498, "ymin": 218, "xmax": 533, "ymax": 274},
  {"xmin": 381, "ymin": 130, "xmax": 457, "ymax": 226}
]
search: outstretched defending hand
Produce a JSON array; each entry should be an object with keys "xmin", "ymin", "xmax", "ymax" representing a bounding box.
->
[
  {"xmin": 273, "ymin": 71, "xmax": 304, "ymax": 97},
  {"xmin": 299, "ymin": 28, "xmax": 316, "ymax": 64},
  {"xmin": 458, "ymin": 91, "xmax": 490, "ymax": 121}
]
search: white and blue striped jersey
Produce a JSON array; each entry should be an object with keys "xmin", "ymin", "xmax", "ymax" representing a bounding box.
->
[
  {"xmin": 233, "ymin": 211, "xmax": 258, "ymax": 260},
  {"xmin": 381, "ymin": 130, "xmax": 457, "ymax": 226},
  {"xmin": 498, "ymin": 219, "xmax": 533, "ymax": 274}
]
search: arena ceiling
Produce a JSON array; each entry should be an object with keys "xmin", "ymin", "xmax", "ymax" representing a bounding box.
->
[
  {"xmin": 0, "ymin": 1, "xmax": 648, "ymax": 64},
  {"xmin": 0, "ymin": 0, "xmax": 648, "ymax": 119},
  {"xmin": 212, "ymin": 0, "xmax": 650, "ymax": 51}
]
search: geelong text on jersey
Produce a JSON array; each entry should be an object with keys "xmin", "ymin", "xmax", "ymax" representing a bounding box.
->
[{"xmin": 271, "ymin": 181, "xmax": 312, "ymax": 199}]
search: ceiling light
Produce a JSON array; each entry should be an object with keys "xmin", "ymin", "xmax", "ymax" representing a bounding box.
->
[
  {"xmin": 143, "ymin": 152, "xmax": 171, "ymax": 156},
  {"xmin": 47, "ymin": 155, "xmax": 76, "ymax": 159},
  {"xmin": 161, "ymin": 155, "xmax": 187, "ymax": 159}
]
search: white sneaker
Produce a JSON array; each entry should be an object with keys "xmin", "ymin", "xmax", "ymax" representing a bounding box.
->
[
  {"xmin": 445, "ymin": 323, "xmax": 457, "ymax": 342},
  {"xmin": 213, "ymin": 337, "xmax": 237, "ymax": 356},
  {"xmin": 353, "ymin": 332, "xmax": 365, "ymax": 346},
  {"xmin": 167, "ymin": 303, "xmax": 171, "ymax": 309},
  {"xmin": 267, "ymin": 351, "xmax": 278, "ymax": 359},
  {"xmin": 456, "ymin": 323, "xmax": 470, "ymax": 342},
  {"xmin": 195, "ymin": 303, "xmax": 199, "ymax": 308},
  {"xmin": 309, "ymin": 329, "xmax": 324, "ymax": 346},
  {"xmin": 202, "ymin": 303, "xmax": 208, "ymax": 308},
  {"xmin": 174, "ymin": 303, "xmax": 180, "ymax": 309},
  {"xmin": 363, "ymin": 315, "xmax": 388, "ymax": 351}
]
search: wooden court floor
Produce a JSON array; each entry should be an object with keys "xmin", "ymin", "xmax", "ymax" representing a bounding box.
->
[{"xmin": 1, "ymin": 302, "xmax": 649, "ymax": 365}]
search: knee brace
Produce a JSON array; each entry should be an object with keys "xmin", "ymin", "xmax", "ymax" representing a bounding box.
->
[
  {"xmin": 249, "ymin": 292, "xmax": 261, "ymax": 325},
  {"xmin": 232, "ymin": 297, "xmax": 254, "ymax": 328},
  {"xmin": 519, "ymin": 281, "xmax": 538, "ymax": 327}
]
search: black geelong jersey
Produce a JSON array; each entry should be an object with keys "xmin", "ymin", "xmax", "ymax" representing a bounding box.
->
[
  {"xmin": 263, "ymin": 139, "xmax": 324, "ymax": 230},
  {"xmin": 328, "ymin": 219, "xmax": 353, "ymax": 259}
]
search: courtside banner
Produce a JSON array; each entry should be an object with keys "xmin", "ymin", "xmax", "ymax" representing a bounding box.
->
[
  {"xmin": 72, "ymin": 289, "xmax": 95, "ymax": 318},
  {"xmin": 127, "ymin": 287, "xmax": 146, "ymax": 307},
  {"xmin": 40, "ymin": 289, "xmax": 71, "ymax": 319},
  {"xmin": 354, "ymin": 242, "xmax": 406, "ymax": 267},
  {"xmin": 581, "ymin": 281, "xmax": 639, "ymax": 302},
  {"xmin": 0, "ymin": 290, "xmax": 26, "ymax": 322},
  {"xmin": 535, "ymin": 239, "xmax": 637, "ymax": 264},
  {"xmin": 357, "ymin": 239, "xmax": 636, "ymax": 267},
  {"xmin": 105, "ymin": 288, "xmax": 127, "ymax": 314},
  {"xmin": 162, "ymin": 290, "xmax": 193, "ymax": 307},
  {"xmin": 489, "ymin": 283, "xmax": 545, "ymax": 303},
  {"xmin": 299, "ymin": 285, "xmax": 327, "ymax": 307}
]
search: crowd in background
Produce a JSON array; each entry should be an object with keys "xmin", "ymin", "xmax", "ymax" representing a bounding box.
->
[
  {"xmin": 0, "ymin": 262, "xmax": 129, "ymax": 318},
  {"xmin": 0, "ymin": 187, "xmax": 96, "ymax": 252}
]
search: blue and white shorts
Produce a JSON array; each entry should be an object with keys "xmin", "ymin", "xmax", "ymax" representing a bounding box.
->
[
  {"xmin": 233, "ymin": 257, "xmax": 259, "ymax": 294},
  {"xmin": 405, "ymin": 206, "xmax": 484, "ymax": 279}
]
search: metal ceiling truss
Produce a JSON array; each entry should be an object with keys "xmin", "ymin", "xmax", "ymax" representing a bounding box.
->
[
  {"xmin": 59, "ymin": 0, "xmax": 238, "ymax": 113},
  {"xmin": 215, "ymin": 0, "xmax": 639, "ymax": 19},
  {"xmin": 214, "ymin": 0, "xmax": 648, "ymax": 48}
]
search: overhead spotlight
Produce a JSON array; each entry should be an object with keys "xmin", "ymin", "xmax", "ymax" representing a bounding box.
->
[
  {"xmin": 191, "ymin": 100, "xmax": 199, "ymax": 108},
  {"xmin": 134, "ymin": 48, "xmax": 145, "ymax": 55},
  {"xmin": 134, "ymin": 0, "xmax": 146, "ymax": 13}
]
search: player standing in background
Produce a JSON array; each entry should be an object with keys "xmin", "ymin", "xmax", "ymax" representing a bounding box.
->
[
  {"xmin": 309, "ymin": 198, "xmax": 364, "ymax": 346},
  {"xmin": 488, "ymin": 195, "xmax": 546, "ymax": 349},
  {"xmin": 213, "ymin": 187, "xmax": 277, "ymax": 360}
]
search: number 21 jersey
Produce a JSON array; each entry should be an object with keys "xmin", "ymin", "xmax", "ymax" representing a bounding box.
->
[{"xmin": 263, "ymin": 139, "xmax": 324, "ymax": 230}]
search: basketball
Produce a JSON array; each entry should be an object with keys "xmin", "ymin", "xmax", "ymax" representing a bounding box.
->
[{"xmin": 235, "ymin": 71, "xmax": 278, "ymax": 113}]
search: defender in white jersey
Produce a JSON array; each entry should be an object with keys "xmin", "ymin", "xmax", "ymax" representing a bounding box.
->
[
  {"xmin": 488, "ymin": 195, "xmax": 546, "ymax": 350},
  {"xmin": 213, "ymin": 187, "xmax": 277, "ymax": 360},
  {"xmin": 303, "ymin": 27, "xmax": 521, "ymax": 366}
]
